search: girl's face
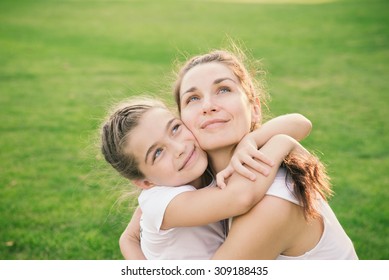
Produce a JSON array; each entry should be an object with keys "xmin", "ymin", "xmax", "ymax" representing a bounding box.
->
[
  {"xmin": 128, "ymin": 107, "xmax": 208, "ymax": 188},
  {"xmin": 179, "ymin": 62, "xmax": 258, "ymax": 152}
]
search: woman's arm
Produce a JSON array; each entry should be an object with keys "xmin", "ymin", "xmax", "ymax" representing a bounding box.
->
[
  {"xmin": 212, "ymin": 195, "xmax": 302, "ymax": 259},
  {"xmin": 119, "ymin": 207, "xmax": 146, "ymax": 260},
  {"xmin": 162, "ymin": 134, "xmax": 306, "ymax": 229},
  {"xmin": 212, "ymin": 135, "xmax": 310, "ymax": 259}
]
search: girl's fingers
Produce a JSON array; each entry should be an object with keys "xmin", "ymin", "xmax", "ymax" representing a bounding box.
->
[
  {"xmin": 216, "ymin": 165, "xmax": 234, "ymax": 189},
  {"xmin": 252, "ymin": 150, "xmax": 275, "ymax": 167},
  {"xmin": 242, "ymin": 157, "xmax": 271, "ymax": 176},
  {"xmin": 231, "ymin": 160, "xmax": 257, "ymax": 181},
  {"xmin": 232, "ymin": 154, "xmax": 271, "ymax": 178}
]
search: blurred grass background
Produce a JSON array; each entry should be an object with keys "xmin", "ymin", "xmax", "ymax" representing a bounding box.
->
[{"xmin": 0, "ymin": 0, "xmax": 387, "ymax": 259}]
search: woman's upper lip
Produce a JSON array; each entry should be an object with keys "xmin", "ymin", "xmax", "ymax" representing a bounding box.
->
[
  {"xmin": 200, "ymin": 118, "xmax": 228, "ymax": 129},
  {"xmin": 179, "ymin": 147, "xmax": 195, "ymax": 171}
]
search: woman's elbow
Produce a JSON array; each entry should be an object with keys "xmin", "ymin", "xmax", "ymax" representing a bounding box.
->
[
  {"xmin": 119, "ymin": 232, "xmax": 129, "ymax": 257},
  {"xmin": 119, "ymin": 231, "xmax": 127, "ymax": 248}
]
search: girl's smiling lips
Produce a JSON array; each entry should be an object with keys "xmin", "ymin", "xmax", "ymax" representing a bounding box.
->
[
  {"xmin": 178, "ymin": 146, "xmax": 196, "ymax": 171},
  {"xmin": 200, "ymin": 119, "xmax": 229, "ymax": 129}
]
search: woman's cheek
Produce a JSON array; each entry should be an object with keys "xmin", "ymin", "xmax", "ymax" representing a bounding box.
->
[{"xmin": 181, "ymin": 113, "xmax": 197, "ymax": 132}]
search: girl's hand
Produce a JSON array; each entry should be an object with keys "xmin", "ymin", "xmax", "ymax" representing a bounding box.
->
[
  {"xmin": 216, "ymin": 137, "xmax": 274, "ymax": 189},
  {"xmin": 216, "ymin": 164, "xmax": 234, "ymax": 189}
]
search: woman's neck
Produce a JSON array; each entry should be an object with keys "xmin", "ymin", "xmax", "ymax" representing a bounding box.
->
[
  {"xmin": 207, "ymin": 145, "xmax": 236, "ymax": 173},
  {"xmin": 190, "ymin": 169, "xmax": 214, "ymax": 189},
  {"xmin": 189, "ymin": 177, "xmax": 203, "ymax": 189}
]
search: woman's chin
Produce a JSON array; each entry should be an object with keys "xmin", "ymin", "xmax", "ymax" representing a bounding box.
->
[{"xmin": 200, "ymin": 138, "xmax": 237, "ymax": 152}]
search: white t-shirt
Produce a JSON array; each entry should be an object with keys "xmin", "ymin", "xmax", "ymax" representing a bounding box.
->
[
  {"xmin": 267, "ymin": 168, "xmax": 358, "ymax": 260},
  {"xmin": 138, "ymin": 184, "xmax": 225, "ymax": 260}
]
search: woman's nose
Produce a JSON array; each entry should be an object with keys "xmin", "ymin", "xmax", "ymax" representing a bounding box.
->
[{"xmin": 202, "ymin": 96, "xmax": 218, "ymax": 114}]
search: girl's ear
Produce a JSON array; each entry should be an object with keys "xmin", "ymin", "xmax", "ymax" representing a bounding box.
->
[
  {"xmin": 251, "ymin": 97, "xmax": 261, "ymax": 125},
  {"xmin": 132, "ymin": 179, "xmax": 155, "ymax": 190}
]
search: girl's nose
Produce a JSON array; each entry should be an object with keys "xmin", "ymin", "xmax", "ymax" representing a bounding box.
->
[{"xmin": 172, "ymin": 141, "xmax": 186, "ymax": 158}]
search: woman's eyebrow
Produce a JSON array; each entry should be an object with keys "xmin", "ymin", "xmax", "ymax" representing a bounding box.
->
[
  {"xmin": 144, "ymin": 118, "xmax": 175, "ymax": 164},
  {"xmin": 181, "ymin": 77, "xmax": 236, "ymax": 96},
  {"xmin": 214, "ymin": 77, "xmax": 236, "ymax": 84},
  {"xmin": 182, "ymin": 86, "xmax": 197, "ymax": 96}
]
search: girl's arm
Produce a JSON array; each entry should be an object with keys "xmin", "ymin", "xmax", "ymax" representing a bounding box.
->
[
  {"xmin": 162, "ymin": 134, "xmax": 307, "ymax": 229},
  {"xmin": 217, "ymin": 114, "xmax": 312, "ymax": 186},
  {"xmin": 258, "ymin": 113, "xmax": 312, "ymax": 144},
  {"xmin": 119, "ymin": 207, "xmax": 146, "ymax": 260}
]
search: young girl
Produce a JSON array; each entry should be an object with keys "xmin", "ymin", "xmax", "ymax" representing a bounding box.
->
[{"xmin": 101, "ymin": 97, "xmax": 315, "ymax": 259}]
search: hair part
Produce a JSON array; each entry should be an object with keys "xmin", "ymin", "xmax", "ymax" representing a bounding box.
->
[{"xmin": 101, "ymin": 97, "xmax": 168, "ymax": 181}]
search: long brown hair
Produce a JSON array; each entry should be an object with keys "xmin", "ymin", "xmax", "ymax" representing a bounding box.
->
[
  {"xmin": 173, "ymin": 48, "xmax": 333, "ymax": 220},
  {"xmin": 284, "ymin": 152, "xmax": 333, "ymax": 220}
]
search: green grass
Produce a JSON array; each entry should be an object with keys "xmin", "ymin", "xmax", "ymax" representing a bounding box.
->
[{"xmin": 0, "ymin": 0, "xmax": 388, "ymax": 259}]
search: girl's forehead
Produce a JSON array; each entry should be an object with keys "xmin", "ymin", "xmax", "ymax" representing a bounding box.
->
[
  {"xmin": 128, "ymin": 108, "xmax": 178, "ymax": 161},
  {"xmin": 143, "ymin": 107, "xmax": 176, "ymax": 123}
]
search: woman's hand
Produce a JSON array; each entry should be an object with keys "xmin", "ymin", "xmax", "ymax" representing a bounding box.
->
[
  {"xmin": 216, "ymin": 136, "xmax": 274, "ymax": 189},
  {"xmin": 119, "ymin": 207, "xmax": 146, "ymax": 260}
]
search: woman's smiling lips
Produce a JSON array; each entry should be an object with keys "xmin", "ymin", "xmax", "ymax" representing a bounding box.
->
[{"xmin": 200, "ymin": 119, "xmax": 229, "ymax": 129}]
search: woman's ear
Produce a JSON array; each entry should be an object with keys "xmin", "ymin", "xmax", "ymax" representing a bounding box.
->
[
  {"xmin": 251, "ymin": 97, "xmax": 262, "ymax": 125},
  {"xmin": 132, "ymin": 179, "xmax": 155, "ymax": 190}
]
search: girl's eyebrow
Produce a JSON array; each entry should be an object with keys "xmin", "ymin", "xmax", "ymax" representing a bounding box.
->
[{"xmin": 144, "ymin": 118, "xmax": 176, "ymax": 164}]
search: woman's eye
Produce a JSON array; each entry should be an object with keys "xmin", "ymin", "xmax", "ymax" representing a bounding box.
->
[
  {"xmin": 187, "ymin": 95, "xmax": 199, "ymax": 104},
  {"xmin": 219, "ymin": 87, "xmax": 231, "ymax": 94}
]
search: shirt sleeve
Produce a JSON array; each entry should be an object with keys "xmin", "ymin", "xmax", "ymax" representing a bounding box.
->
[
  {"xmin": 266, "ymin": 167, "xmax": 300, "ymax": 205},
  {"xmin": 138, "ymin": 185, "xmax": 196, "ymax": 232}
]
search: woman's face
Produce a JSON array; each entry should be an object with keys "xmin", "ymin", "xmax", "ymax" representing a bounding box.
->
[
  {"xmin": 128, "ymin": 107, "xmax": 208, "ymax": 187},
  {"xmin": 179, "ymin": 62, "xmax": 257, "ymax": 152}
]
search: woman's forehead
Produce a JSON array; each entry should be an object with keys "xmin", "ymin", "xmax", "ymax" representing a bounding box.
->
[{"xmin": 181, "ymin": 62, "xmax": 238, "ymax": 89}]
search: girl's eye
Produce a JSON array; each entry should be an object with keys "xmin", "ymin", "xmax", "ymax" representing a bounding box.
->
[
  {"xmin": 172, "ymin": 123, "xmax": 181, "ymax": 134},
  {"xmin": 153, "ymin": 148, "xmax": 163, "ymax": 161}
]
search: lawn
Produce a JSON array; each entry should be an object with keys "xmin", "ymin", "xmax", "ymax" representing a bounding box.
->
[{"xmin": 0, "ymin": 0, "xmax": 388, "ymax": 259}]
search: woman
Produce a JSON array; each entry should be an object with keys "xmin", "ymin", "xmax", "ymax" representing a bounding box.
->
[{"xmin": 121, "ymin": 49, "xmax": 358, "ymax": 259}]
